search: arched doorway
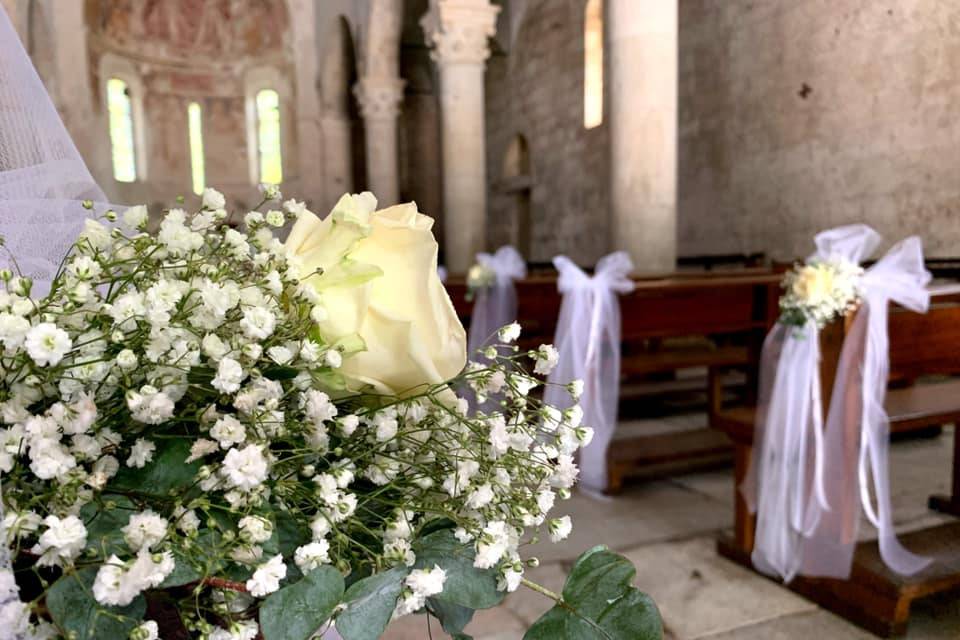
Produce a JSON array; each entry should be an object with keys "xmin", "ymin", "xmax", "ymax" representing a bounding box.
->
[{"xmin": 500, "ymin": 134, "xmax": 532, "ymax": 257}]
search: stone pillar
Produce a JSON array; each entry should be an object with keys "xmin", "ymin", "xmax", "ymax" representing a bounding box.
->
[
  {"xmin": 287, "ymin": 0, "xmax": 325, "ymax": 207},
  {"xmin": 321, "ymin": 114, "xmax": 355, "ymax": 200},
  {"xmin": 608, "ymin": 0, "xmax": 678, "ymax": 272},
  {"xmin": 354, "ymin": 77, "xmax": 405, "ymax": 206},
  {"xmin": 421, "ymin": 0, "xmax": 500, "ymax": 273}
]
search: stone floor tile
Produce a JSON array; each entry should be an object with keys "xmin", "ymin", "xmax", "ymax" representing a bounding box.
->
[
  {"xmin": 464, "ymin": 605, "xmax": 527, "ymax": 636},
  {"xmin": 694, "ymin": 610, "xmax": 874, "ymax": 639},
  {"xmin": 501, "ymin": 563, "xmax": 568, "ymax": 625},
  {"xmin": 623, "ymin": 536, "xmax": 817, "ymax": 639},
  {"xmin": 526, "ymin": 481, "xmax": 730, "ymax": 564},
  {"xmin": 668, "ymin": 468, "xmax": 735, "ymax": 507}
]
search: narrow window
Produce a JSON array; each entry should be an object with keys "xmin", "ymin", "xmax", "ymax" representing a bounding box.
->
[
  {"xmin": 255, "ymin": 89, "xmax": 283, "ymax": 185},
  {"xmin": 107, "ymin": 78, "xmax": 137, "ymax": 182},
  {"xmin": 187, "ymin": 102, "xmax": 205, "ymax": 195},
  {"xmin": 584, "ymin": 0, "xmax": 604, "ymax": 129}
]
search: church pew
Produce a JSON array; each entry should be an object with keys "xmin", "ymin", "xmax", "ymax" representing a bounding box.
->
[
  {"xmin": 445, "ymin": 270, "xmax": 784, "ymax": 490},
  {"xmin": 606, "ymin": 273, "xmax": 781, "ymax": 490},
  {"xmin": 709, "ymin": 299, "xmax": 960, "ymax": 637}
]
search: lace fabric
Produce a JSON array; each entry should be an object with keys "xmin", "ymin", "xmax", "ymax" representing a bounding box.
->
[
  {"xmin": 0, "ymin": 6, "xmax": 112, "ymax": 636},
  {"xmin": 0, "ymin": 5, "xmax": 106, "ymax": 296}
]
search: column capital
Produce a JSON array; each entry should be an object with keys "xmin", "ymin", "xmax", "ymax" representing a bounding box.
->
[
  {"xmin": 353, "ymin": 76, "xmax": 406, "ymax": 121},
  {"xmin": 420, "ymin": 0, "xmax": 500, "ymax": 66}
]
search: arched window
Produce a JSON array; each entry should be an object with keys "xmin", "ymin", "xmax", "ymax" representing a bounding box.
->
[
  {"xmin": 583, "ymin": 0, "xmax": 604, "ymax": 129},
  {"xmin": 255, "ymin": 89, "xmax": 283, "ymax": 185},
  {"xmin": 107, "ymin": 78, "xmax": 137, "ymax": 182},
  {"xmin": 187, "ymin": 102, "xmax": 205, "ymax": 196}
]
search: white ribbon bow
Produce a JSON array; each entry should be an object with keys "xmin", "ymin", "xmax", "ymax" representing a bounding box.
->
[
  {"xmin": 745, "ymin": 224, "xmax": 882, "ymax": 582},
  {"xmin": 800, "ymin": 236, "xmax": 932, "ymax": 579},
  {"xmin": 467, "ymin": 246, "xmax": 527, "ymax": 356},
  {"xmin": 544, "ymin": 251, "xmax": 635, "ymax": 492}
]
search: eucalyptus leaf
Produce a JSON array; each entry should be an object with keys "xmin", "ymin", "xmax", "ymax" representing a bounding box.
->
[
  {"xmin": 337, "ymin": 566, "xmax": 409, "ymax": 640},
  {"xmin": 260, "ymin": 566, "xmax": 345, "ymax": 640},
  {"xmin": 111, "ymin": 437, "xmax": 202, "ymax": 496},
  {"xmin": 159, "ymin": 529, "xmax": 225, "ymax": 588},
  {"xmin": 47, "ymin": 567, "xmax": 146, "ymax": 640},
  {"xmin": 427, "ymin": 597, "xmax": 475, "ymax": 638},
  {"xmin": 524, "ymin": 546, "xmax": 662, "ymax": 640},
  {"xmin": 80, "ymin": 494, "xmax": 136, "ymax": 557},
  {"xmin": 414, "ymin": 529, "xmax": 504, "ymax": 610}
]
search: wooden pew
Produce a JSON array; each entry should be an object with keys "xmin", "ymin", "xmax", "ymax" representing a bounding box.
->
[
  {"xmin": 445, "ymin": 270, "xmax": 784, "ymax": 491},
  {"xmin": 709, "ymin": 299, "xmax": 960, "ymax": 637},
  {"xmin": 607, "ymin": 273, "xmax": 780, "ymax": 491}
]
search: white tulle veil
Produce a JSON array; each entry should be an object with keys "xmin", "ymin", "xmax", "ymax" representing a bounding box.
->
[
  {"xmin": 0, "ymin": 4, "xmax": 109, "ymax": 297},
  {"xmin": 0, "ymin": 6, "xmax": 113, "ymax": 636}
]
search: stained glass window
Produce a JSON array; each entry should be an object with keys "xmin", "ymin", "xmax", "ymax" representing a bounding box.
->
[
  {"xmin": 188, "ymin": 102, "xmax": 205, "ymax": 195},
  {"xmin": 107, "ymin": 78, "xmax": 137, "ymax": 182},
  {"xmin": 255, "ymin": 89, "xmax": 283, "ymax": 185},
  {"xmin": 584, "ymin": 0, "xmax": 604, "ymax": 129}
]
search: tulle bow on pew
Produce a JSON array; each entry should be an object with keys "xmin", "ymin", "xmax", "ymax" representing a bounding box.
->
[
  {"xmin": 799, "ymin": 236, "xmax": 932, "ymax": 579},
  {"xmin": 467, "ymin": 246, "xmax": 527, "ymax": 355},
  {"xmin": 744, "ymin": 224, "xmax": 882, "ymax": 582},
  {"xmin": 544, "ymin": 252, "xmax": 635, "ymax": 492}
]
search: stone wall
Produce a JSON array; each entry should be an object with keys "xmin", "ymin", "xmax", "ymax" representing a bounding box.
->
[
  {"xmin": 679, "ymin": 0, "xmax": 960, "ymax": 260},
  {"xmin": 485, "ymin": 0, "xmax": 609, "ymax": 266}
]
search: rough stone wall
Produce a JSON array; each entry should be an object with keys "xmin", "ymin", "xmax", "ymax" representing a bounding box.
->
[
  {"xmin": 679, "ymin": 0, "xmax": 960, "ymax": 260},
  {"xmin": 485, "ymin": 0, "xmax": 609, "ymax": 266}
]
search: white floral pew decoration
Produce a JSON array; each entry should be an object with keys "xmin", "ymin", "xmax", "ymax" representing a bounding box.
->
[
  {"xmin": 744, "ymin": 224, "xmax": 932, "ymax": 582},
  {"xmin": 543, "ymin": 252, "xmax": 636, "ymax": 494},
  {"xmin": 465, "ymin": 245, "xmax": 527, "ymax": 357}
]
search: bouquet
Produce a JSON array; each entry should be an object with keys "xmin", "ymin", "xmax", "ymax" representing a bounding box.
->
[
  {"xmin": 0, "ymin": 189, "xmax": 661, "ymax": 639},
  {"xmin": 778, "ymin": 258, "xmax": 863, "ymax": 329},
  {"xmin": 465, "ymin": 262, "xmax": 496, "ymax": 302}
]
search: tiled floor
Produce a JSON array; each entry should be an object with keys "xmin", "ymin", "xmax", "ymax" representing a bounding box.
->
[{"xmin": 381, "ymin": 424, "xmax": 960, "ymax": 639}]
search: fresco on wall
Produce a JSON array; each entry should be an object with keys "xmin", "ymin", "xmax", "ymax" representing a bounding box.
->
[{"xmin": 88, "ymin": 0, "xmax": 288, "ymax": 62}]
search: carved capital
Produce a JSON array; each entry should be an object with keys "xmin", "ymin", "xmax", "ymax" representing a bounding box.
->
[
  {"xmin": 353, "ymin": 76, "xmax": 405, "ymax": 121},
  {"xmin": 420, "ymin": 0, "xmax": 500, "ymax": 66}
]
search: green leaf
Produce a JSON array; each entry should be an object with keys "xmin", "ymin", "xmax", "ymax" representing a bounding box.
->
[
  {"xmin": 260, "ymin": 566, "xmax": 345, "ymax": 640},
  {"xmin": 414, "ymin": 530, "xmax": 504, "ymax": 610},
  {"xmin": 159, "ymin": 529, "xmax": 225, "ymax": 588},
  {"xmin": 47, "ymin": 567, "xmax": 146, "ymax": 640},
  {"xmin": 337, "ymin": 566, "xmax": 409, "ymax": 640},
  {"xmin": 111, "ymin": 437, "xmax": 202, "ymax": 496},
  {"xmin": 427, "ymin": 597, "xmax": 475, "ymax": 638},
  {"xmin": 275, "ymin": 509, "xmax": 311, "ymax": 558},
  {"xmin": 524, "ymin": 546, "xmax": 662, "ymax": 640},
  {"xmin": 80, "ymin": 494, "xmax": 136, "ymax": 557}
]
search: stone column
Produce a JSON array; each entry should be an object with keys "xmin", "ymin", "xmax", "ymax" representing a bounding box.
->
[
  {"xmin": 421, "ymin": 0, "xmax": 500, "ymax": 274},
  {"xmin": 320, "ymin": 114, "xmax": 355, "ymax": 199},
  {"xmin": 354, "ymin": 77, "xmax": 405, "ymax": 206},
  {"xmin": 608, "ymin": 0, "xmax": 678, "ymax": 272}
]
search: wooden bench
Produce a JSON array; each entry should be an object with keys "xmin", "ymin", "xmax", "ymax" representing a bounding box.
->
[
  {"xmin": 606, "ymin": 273, "xmax": 781, "ymax": 490},
  {"xmin": 446, "ymin": 270, "xmax": 784, "ymax": 491},
  {"xmin": 710, "ymin": 299, "xmax": 960, "ymax": 637}
]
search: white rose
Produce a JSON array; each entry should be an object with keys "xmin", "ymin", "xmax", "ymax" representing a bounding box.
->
[
  {"xmin": 286, "ymin": 197, "xmax": 466, "ymax": 395},
  {"xmin": 792, "ymin": 263, "xmax": 835, "ymax": 306}
]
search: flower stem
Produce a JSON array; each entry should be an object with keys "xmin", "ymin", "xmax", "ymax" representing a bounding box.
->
[{"xmin": 521, "ymin": 577, "xmax": 562, "ymax": 603}]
